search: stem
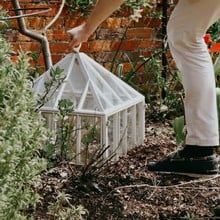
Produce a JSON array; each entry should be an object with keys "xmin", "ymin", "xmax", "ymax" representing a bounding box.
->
[
  {"xmin": 110, "ymin": 23, "xmax": 131, "ymax": 73},
  {"xmin": 124, "ymin": 49, "xmax": 164, "ymax": 82}
]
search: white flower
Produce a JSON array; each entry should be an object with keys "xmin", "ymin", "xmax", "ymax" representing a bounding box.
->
[
  {"xmin": 63, "ymin": 115, "xmax": 69, "ymax": 121},
  {"xmin": 130, "ymin": 8, "xmax": 143, "ymax": 22}
]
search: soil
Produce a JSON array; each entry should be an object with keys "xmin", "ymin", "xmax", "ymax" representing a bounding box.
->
[{"xmin": 33, "ymin": 118, "xmax": 220, "ymax": 220}]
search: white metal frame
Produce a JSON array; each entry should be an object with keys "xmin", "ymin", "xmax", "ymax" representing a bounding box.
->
[{"xmin": 35, "ymin": 52, "xmax": 145, "ymax": 164}]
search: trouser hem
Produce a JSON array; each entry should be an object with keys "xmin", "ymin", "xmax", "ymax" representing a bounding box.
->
[{"xmin": 186, "ymin": 137, "xmax": 219, "ymax": 146}]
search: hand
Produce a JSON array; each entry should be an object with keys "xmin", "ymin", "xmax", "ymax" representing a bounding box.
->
[{"xmin": 67, "ymin": 23, "xmax": 90, "ymax": 50}]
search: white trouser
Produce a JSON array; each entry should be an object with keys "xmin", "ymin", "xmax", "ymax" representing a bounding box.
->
[{"xmin": 167, "ymin": 0, "xmax": 220, "ymax": 146}]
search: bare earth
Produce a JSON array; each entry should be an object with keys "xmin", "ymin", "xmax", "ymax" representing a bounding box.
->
[{"xmin": 34, "ymin": 119, "xmax": 220, "ymax": 220}]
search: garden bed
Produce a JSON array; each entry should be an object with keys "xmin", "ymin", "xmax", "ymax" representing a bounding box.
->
[{"xmin": 34, "ymin": 118, "xmax": 220, "ymax": 219}]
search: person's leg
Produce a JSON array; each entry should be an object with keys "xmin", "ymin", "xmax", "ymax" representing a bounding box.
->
[
  {"xmin": 148, "ymin": 0, "xmax": 220, "ymax": 177},
  {"xmin": 167, "ymin": 0, "xmax": 220, "ymax": 146}
]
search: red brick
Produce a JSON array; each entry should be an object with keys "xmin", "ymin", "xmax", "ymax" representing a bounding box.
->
[
  {"xmin": 4, "ymin": 29, "xmax": 19, "ymax": 41},
  {"xmin": 45, "ymin": 17, "xmax": 65, "ymax": 29},
  {"xmin": 36, "ymin": 53, "xmax": 45, "ymax": 66},
  {"xmin": 1, "ymin": 1, "xmax": 170, "ymax": 75},
  {"xmin": 1, "ymin": 3, "xmax": 13, "ymax": 10},
  {"xmin": 7, "ymin": 19, "xmax": 19, "ymax": 29},
  {"xmin": 64, "ymin": 17, "xmax": 79, "ymax": 28},
  {"xmin": 102, "ymin": 17, "xmax": 122, "ymax": 29},
  {"xmin": 93, "ymin": 51, "xmax": 115, "ymax": 63},
  {"xmin": 51, "ymin": 54, "xmax": 64, "ymax": 64},
  {"xmin": 80, "ymin": 42, "xmax": 89, "ymax": 53},
  {"xmin": 111, "ymin": 40, "xmax": 139, "ymax": 51},
  {"xmin": 121, "ymin": 18, "xmax": 132, "ymax": 28},
  {"xmin": 49, "ymin": 29, "xmax": 69, "ymax": 41},
  {"xmin": 121, "ymin": 62, "xmax": 133, "ymax": 73},
  {"xmin": 134, "ymin": 16, "xmax": 159, "ymax": 28},
  {"xmin": 26, "ymin": 16, "xmax": 46, "ymax": 29},
  {"xmin": 139, "ymin": 40, "xmax": 162, "ymax": 49},
  {"xmin": 50, "ymin": 42, "xmax": 70, "ymax": 53},
  {"xmin": 88, "ymin": 40, "xmax": 112, "ymax": 52},
  {"xmin": 113, "ymin": 6, "xmax": 132, "ymax": 17},
  {"xmin": 97, "ymin": 28, "xmax": 125, "ymax": 40},
  {"xmin": 23, "ymin": 4, "xmax": 51, "ymax": 15},
  {"xmin": 12, "ymin": 41, "xmax": 41, "ymax": 52},
  {"xmin": 126, "ymin": 28, "xmax": 153, "ymax": 39},
  {"xmin": 18, "ymin": 33, "xmax": 32, "ymax": 41},
  {"xmin": 65, "ymin": 17, "xmax": 85, "ymax": 28}
]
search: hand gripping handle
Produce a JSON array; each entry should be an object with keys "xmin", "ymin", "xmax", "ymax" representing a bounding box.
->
[{"xmin": 72, "ymin": 44, "xmax": 82, "ymax": 53}]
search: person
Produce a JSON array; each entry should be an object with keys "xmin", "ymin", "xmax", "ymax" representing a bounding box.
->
[{"xmin": 68, "ymin": 0, "xmax": 220, "ymax": 215}]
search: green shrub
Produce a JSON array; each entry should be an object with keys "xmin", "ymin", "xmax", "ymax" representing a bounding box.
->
[
  {"xmin": 65, "ymin": 0, "xmax": 151, "ymax": 14},
  {"xmin": 47, "ymin": 191, "xmax": 87, "ymax": 220},
  {"xmin": 0, "ymin": 36, "xmax": 48, "ymax": 219}
]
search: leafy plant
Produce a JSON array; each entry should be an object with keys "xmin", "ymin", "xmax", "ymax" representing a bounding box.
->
[
  {"xmin": 65, "ymin": 0, "xmax": 96, "ymax": 15},
  {"xmin": 36, "ymin": 67, "xmax": 70, "ymax": 166},
  {"xmin": 65, "ymin": 0, "xmax": 152, "ymax": 15},
  {"xmin": 36, "ymin": 66, "xmax": 66, "ymax": 110},
  {"xmin": 118, "ymin": 49, "xmax": 184, "ymax": 119},
  {"xmin": 0, "ymin": 35, "xmax": 48, "ymax": 219},
  {"xmin": 42, "ymin": 99, "xmax": 75, "ymax": 165},
  {"xmin": 0, "ymin": 6, "xmax": 8, "ymax": 28},
  {"xmin": 57, "ymin": 99, "xmax": 75, "ymax": 160},
  {"xmin": 172, "ymin": 115, "xmax": 185, "ymax": 146},
  {"xmin": 125, "ymin": 0, "xmax": 151, "ymax": 9},
  {"xmin": 205, "ymin": 20, "xmax": 220, "ymax": 82},
  {"xmin": 29, "ymin": 51, "xmax": 41, "ymax": 79},
  {"xmin": 47, "ymin": 191, "xmax": 87, "ymax": 220},
  {"xmin": 216, "ymin": 88, "xmax": 220, "ymax": 148},
  {"xmin": 107, "ymin": 3, "xmax": 183, "ymax": 120},
  {"xmin": 181, "ymin": 212, "xmax": 196, "ymax": 220},
  {"xmin": 207, "ymin": 20, "xmax": 220, "ymax": 43}
]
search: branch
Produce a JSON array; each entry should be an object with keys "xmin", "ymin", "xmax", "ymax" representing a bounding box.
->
[
  {"xmin": 0, "ymin": 7, "xmax": 51, "ymax": 20},
  {"xmin": 11, "ymin": 0, "xmax": 53, "ymax": 70},
  {"xmin": 114, "ymin": 174, "xmax": 220, "ymax": 191},
  {"xmin": 43, "ymin": 0, "xmax": 65, "ymax": 34}
]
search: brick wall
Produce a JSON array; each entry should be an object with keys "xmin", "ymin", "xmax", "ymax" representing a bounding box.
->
[{"xmin": 1, "ymin": 0, "xmax": 175, "ymax": 73}]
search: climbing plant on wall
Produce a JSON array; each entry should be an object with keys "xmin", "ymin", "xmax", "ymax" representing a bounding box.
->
[{"xmin": 65, "ymin": 0, "xmax": 151, "ymax": 14}]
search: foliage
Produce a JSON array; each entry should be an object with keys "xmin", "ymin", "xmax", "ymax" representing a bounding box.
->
[
  {"xmin": 181, "ymin": 212, "xmax": 196, "ymax": 220},
  {"xmin": 40, "ymin": 99, "xmax": 76, "ymax": 165},
  {"xmin": 56, "ymin": 99, "xmax": 75, "ymax": 160},
  {"xmin": 29, "ymin": 51, "xmax": 41, "ymax": 79},
  {"xmin": 0, "ymin": 35, "xmax": 48, "ymax": 219},
  {"xmin": 65, "ymin": 0, "xmax": 152, "ymax": 15},
  {"xmin": 47, "ymin": 191, "xmax": 87, "ymax": 220},
  {"xmin": 115, "ymin": 49, "xmax": 184, "ymax": 120},
  {"xmin": 36, "ymin": 68, "xmax": 72, "ymax": 166},
  {"xmin": 65, "ymin": 0, "xmax": 96, "ymax": 15},
  {"xmin": 125, "ymin": 0, "xmax": 151, "ymax": 9},
  {"xmin": 207, "ymin": 20, "xmax": 220, "ymax": 43},
  {"xmin": 36, "ymin": 66, "xmax": 66, "ymax": 111},
  {"xmin": 107, "ymin": 3, "xmax": 183, "ymax": 120},
  {"xmin": 172, "ymin": 115, "xmax": 185, "ymax": 146},
  {"xmin": 205, "ymin": 20, "xmax": 220, "ymax": 83},
  {"xmin": 216, "ymin": 88, "xmax": 220, "ymax": 148},
  {"xmin": 0, "ymin": 6, "xmax": 8, "ymax": 27},
  {"xmin": 35, "ymin": 68, "xmax": 78, "ymax": 165}
]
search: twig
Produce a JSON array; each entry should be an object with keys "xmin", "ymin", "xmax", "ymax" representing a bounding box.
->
[
  {"xmin": 43, "ymin": 0, "xmax": 65, "ymax": 34},
  {"xmin": 113, "ymin": 174, "xmax": 220, "ymax": 191},
  {"xmin": 0, "ymin": 7, "xmax": 51, "ymax": 20}
]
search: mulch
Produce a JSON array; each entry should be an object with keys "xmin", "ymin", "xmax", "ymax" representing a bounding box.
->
[{"xmin": 33, "ymin": 120, "xmax": 220, "ymax": 220}]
